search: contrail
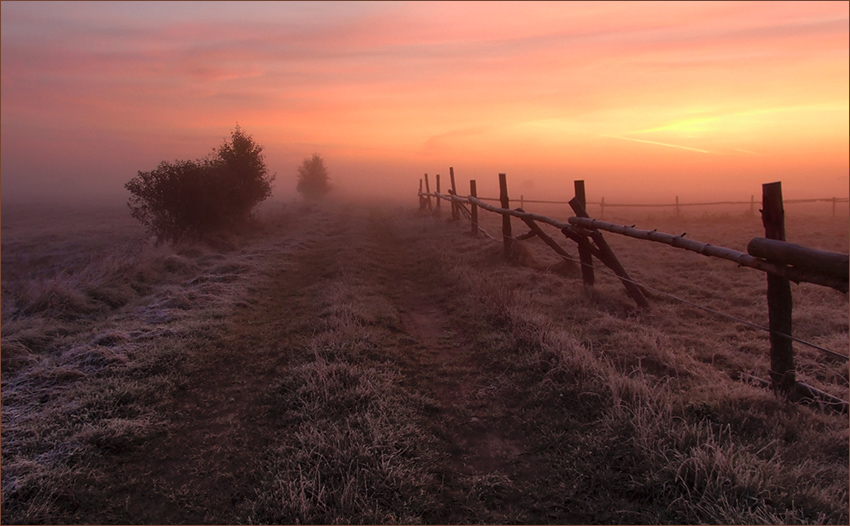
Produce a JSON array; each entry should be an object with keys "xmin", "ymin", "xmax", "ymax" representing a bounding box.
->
[{"xmin": 602, "ymin": 135, "xmax": 711, "ymax": 154}]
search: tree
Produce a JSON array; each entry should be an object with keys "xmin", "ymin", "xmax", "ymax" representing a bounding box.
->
[
  {"xmin": 296, "ymin": 153, "xmax": 330, "ymax": 200},
  {"xmin": 206, "ymin": 125, "xmax": 274, "ymax": 224},
  {"xmin": 125, "ymin": 125, "xmax": 275, "ymax": 243}
]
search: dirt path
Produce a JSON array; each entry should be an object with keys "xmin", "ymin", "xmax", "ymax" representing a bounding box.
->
[
  {"xmin": 82, "ymin": 206, "xmax": 554, "ymax": 523},
  {"xmin": 364, "ymin": 211, "xmax": 545, "ymax": 482}
]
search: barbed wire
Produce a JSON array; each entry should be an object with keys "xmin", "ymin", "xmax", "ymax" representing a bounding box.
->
[{"xmin": 458, "ymin": 195, "xmax": 849, "ymax": 208}]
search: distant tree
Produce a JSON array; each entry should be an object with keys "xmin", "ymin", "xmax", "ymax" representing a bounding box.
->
[
  {"xmin": 125, "ymin": 125, "xmax": 275, "ymax": 243},
  {"xmin": 296, "ymin": 153, "xmax": 330, "ymax": 200}
]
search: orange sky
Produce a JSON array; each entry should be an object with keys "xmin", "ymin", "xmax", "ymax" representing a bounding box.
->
[{"xmin": 1, "ymin": 1, "xmax": 848, "ymax": 205}]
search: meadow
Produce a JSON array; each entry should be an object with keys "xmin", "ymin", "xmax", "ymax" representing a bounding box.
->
[{"xmin": 1, "ymin": 198, "xmax": 847, "ymax": 524}]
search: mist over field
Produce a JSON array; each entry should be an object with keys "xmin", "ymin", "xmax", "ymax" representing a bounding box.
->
[{"xmin": 2, "ymin": 2, "xmax": 849, "ymax": 524}]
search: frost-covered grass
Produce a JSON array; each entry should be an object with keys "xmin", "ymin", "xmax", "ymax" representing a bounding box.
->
[
  {"xmin": 0, "ymin": 202, "xmax": 300, "ymax": 523},
  {"xmin": 429, "ymin": 204, "xmax": 848, "ymax": 523},
  {"xmin": 1, "ymin": 200, "xmax": 847, "ymax": 524}
]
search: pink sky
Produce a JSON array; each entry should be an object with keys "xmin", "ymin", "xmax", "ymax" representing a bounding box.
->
[{"xmin": 1, "ymin": 1, "xmax": 848, "ymax": 205}]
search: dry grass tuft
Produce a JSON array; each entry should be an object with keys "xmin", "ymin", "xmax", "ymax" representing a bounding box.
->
[{"xmin": 249, "ymin": 276, "xmax": 441, "ymax": 524}]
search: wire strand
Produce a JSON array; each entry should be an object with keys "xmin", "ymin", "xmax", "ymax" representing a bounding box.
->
[
  {"xmin": 559, "ymin": 241, "xmax": 848, "ymax": 361},
  {"xmin": 434, "ymin": 210, "xmax": 849, "ymax": 361}
]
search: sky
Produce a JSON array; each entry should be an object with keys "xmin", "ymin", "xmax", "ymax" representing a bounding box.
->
[{"xmin": 1, "ymin": 1, "xmax": 848, "ymax": 206}]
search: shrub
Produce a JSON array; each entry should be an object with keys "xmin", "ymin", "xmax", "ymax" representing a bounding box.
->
[
  {"xmin": 296, "ymin": 153, "xmax": 330, "ymax": 200},
  {"xmin": 125, "ymin": 126, "xmax": 275, "ymax": 243}
]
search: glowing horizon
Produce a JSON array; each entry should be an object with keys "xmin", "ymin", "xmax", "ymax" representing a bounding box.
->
[{"xmin": 2, "ymin": 1, "xmax": 848, "ymax": 205}]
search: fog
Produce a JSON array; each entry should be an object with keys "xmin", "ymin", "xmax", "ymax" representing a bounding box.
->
[
  {"xmin": 2, "ymin": 1, "xmax": 848, "ymax": 211},
  {"xmin": 3, "ymin": 132, "xmax": 847, "ymax": 211}
]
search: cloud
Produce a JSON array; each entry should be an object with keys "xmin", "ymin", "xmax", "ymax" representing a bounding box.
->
[
  {"xmin": 1, "ymin": 1, "xmax": 847, "ymax": 204},
  {"xmin": 602, "ymin": 135, "xmax": 712, "ymax": 154}
]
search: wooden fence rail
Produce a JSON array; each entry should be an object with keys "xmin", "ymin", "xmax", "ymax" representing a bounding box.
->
[
  {"xmin": 567, "ymin": 217, "xmax": 848, "ymax": 293},
  {"xmin": 418, "ymin": 171, "xmax": 849, "ymax": 413}
]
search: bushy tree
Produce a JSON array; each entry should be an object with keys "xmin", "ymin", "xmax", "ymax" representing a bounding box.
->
[
  {"xmin": 296, "ymin": 153, "xmax": 330, "ymax": 200},
  {"xmin": 125, "ymin": 159, "xmax": 217, "ymax": 243},
  {"xmin": 126, "ymin": 126, "xmax": 275, "ymax": 243},
  {"xmin": 207, "ymin": 126, "xmax": 274, "ymax": 223}
]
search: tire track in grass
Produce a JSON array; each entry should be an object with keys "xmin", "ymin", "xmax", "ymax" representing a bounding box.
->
[
  {"xmin": 362, "ymin": 208, "xmax": 560, "ymax": 522},
  {"xmin": 397, "ymin": 293, "xmax": 527, "ymax": 477}
]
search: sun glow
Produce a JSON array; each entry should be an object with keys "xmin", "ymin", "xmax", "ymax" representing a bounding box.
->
[{"xmin": 1, "ymin": 1, "xmax": 847, "ymax": 204}]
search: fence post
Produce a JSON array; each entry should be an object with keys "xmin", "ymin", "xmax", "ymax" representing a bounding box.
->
[
  {"xmin": 470, "ymin": 180, "xmax": 479, "ymax": 236},
  {"xmin": 450, "ymin": 167, "xmax": 459, "ymax": 221},
  {"xmin": 762, "ymin": 181, "xmax": 795, "ymax": 394},
  {"xmin": 435, "ymin": 174, "xmax": 441, "ymax": 210},
  {"xmin": 569, "ymin": 197, "xmax": 649, "ymax": 308},
  {"xmin": 424, "ymin": 173, "xmax": 432, "ymax": 211},
  {"xmin": 419, "ymin": 179, "xmax": 425, "ymax": 210},
  {"xmin": 600, "ymin": 197, "xmax": 605, "ymax": 219},
  {"xmin": 574, "ymin": 180, "xmax": 595, "ymax": 287},
  {"xmin": 499, "ymin": 173, "xmax": 512, "ymax": 259}
]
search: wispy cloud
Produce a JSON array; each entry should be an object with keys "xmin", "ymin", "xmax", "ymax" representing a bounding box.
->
[
  {"xmin": 0, "ymin": 1, "xmax": 847, "ymax": 203},
  {"xmin": 601, "ymin": 135, "xmax": 712, "ymax": 154}
]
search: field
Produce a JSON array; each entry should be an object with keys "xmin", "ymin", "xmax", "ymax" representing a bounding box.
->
[{"xmin": 1, "ymin": 198, "xmax": 848, "ymax": 524}]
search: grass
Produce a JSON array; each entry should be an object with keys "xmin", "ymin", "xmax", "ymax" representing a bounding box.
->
[
  {"xmin": 1, "ymin": 199, "xmax": 847, "ymax": 524},
  {"xmin": 1, "ymin": 203, "xmax": 280, "ymax": 523},
  {"xmin": 243, "ymin": 210, "xmax": 452, "ymax": 524},
  {"xmin": 428, "ymin": 206, "xmax": 848, "ymax": 523}
]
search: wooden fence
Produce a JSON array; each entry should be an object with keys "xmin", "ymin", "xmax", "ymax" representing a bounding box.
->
[{"xmin": 417, "ymin": 170, "xmax": 849, "ymax": 413}]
